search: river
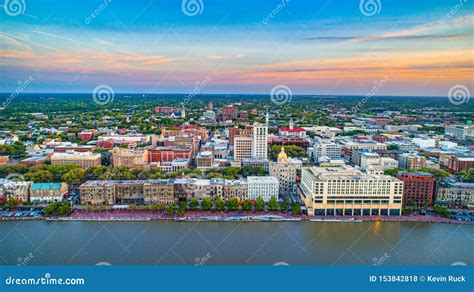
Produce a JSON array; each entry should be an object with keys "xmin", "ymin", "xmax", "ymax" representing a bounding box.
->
[{"xmin": 0, "ymin": 221, "xmax": 472, "ymax": 266}]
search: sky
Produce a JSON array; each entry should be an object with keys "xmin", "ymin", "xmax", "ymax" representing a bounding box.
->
[{"xmin": 0, "ymin": 0, "xmax": 473, "ymax": 96}]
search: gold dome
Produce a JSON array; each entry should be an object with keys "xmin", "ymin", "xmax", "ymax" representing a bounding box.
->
[{"xmin": 277, "ymin": 146, "xmax": 288, "ymax": 163}]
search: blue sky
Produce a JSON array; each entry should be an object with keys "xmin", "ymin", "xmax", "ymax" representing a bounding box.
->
[{"xmin": 0, "ymin": 0, "xmax": 472, "ymax": 96}]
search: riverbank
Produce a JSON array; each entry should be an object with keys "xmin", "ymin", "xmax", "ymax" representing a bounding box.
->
[{"xmin": 2, "ymin": 209, "xmax": 472, "ymax": 224}]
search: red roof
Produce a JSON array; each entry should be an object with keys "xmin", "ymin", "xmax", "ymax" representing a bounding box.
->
[{"xmin": 279, "ymin": 127, "xmax": 306, "ymax": 132}]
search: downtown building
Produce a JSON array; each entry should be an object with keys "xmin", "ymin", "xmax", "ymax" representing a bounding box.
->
[
  {"xmin": 398, "ymin": 153, "xmax": 427, "ymax": 169},
  {"xmin": 247, "ymin": 176, "xmax": 279, "ymax": 201},
  {"xmin": 299, "ymin": 165, "xmax": 403, "ymax": 216},
  {"xmin": 112, "ymin": 147, "xmax": 148, "ymax": 168},
  {"xmin": 436, "ymin": 181, "xmax": 473, "ymax": 209},
  {"xmin": 80, "ymin": 179, "xmax": 176, "ymax": 205},
  {"xmin": 51, "ymin": 151, "xmax": 101, "ymax": 169},
  {"xmin": 252, "ymin": 122, "xmax": 269, "ymax": 160},
  {"xmin": 307, "ymin": 141, "xmax": 342, "ymax": 163},
  {"xmin": 341, "ymin": 141, "xmax": 387, "ymax": 162},
  {"xmin": 80, "ymin": 176, "xmax": 280, "ymax": 205},
  {"xmin": 396, "ymin": 171, "xmax": 436, "ymax": 208},
  {"xmin": 269, "ymin": 147, "xmax": 297, "ymax": 196}
]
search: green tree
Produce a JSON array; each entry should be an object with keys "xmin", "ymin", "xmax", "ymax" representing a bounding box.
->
[
  {"xmin": 6, "ymin": 197, "xmax": 19, "ymax": 208},
  {"xmin": 188, "ymin": 198, "xmax": 199, "ymax": 210},
  {"xmin": 291, "ymin": 202, "xmax": 301, "ymax": 215},
  {"xmin": 280, "ymin": 202, "xmax": 288, "ymax": 213},
  {"xmin": 177, "ymin": 203, "xmax": 186, "ymax": 216},
  {"xmin": 42, "ymin": 202, "xmax": 72, "ymax": 216},
  {"xmin": 269, "ymin": 145, "xmax": 306, "ymax": 160},
  {"xmin": 241, "ymin": 199, "xmax": 252, "ymax": 212},
  {"xmin": 201, "ymin": 197, "xmax": 212, "ymax": 211},
  {"xmin": 57, "ymin": 202, "xmax": 72, "ymax": 216},
  {"xmin": 215, "ymin": 197, "xmax": 225, "ymax": 212},
  {"xmin": 240, "ymin": 165, "xmax": 266, "ymax": 177},
  {"xmin": 268, "ymin": 196, "xmax": 279, "ymax": 212},
  {"xmin": 255, "ymin": 196, "xmax": 265, "ymax": 212},
  {"xmin": 24, "ymin": 170, "xmax": 53, "ymax": 182},
  {"xmin": 165, "ymin": 204, "xmax": 174, "ymax": 217},
  {"xmin": 387, "ymin": 145, "xmax": 399, "ymax": 151},
  {"xmin": 226, "ymin": 198, "xmax": 239, "ymax": 212},
  {"xmin": 433, "ymin": 205, "xmax": 450, "ymax": 218},
  {"xmin": 61, "ymin": 168, "xmax": 85, "ymax": 185},
  {"xmin": 417, "ymin": 168, "xmax": 450, "ymax": 180}
]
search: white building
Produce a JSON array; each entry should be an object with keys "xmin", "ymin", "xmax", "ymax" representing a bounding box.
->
[
  {"xmin": 252, "ymin": 123, "xmax": 268, "ymax": 160},
  {"xmin": 445, "ymin": 124, "xmax": 474, "ymax": 140},
  {"xmin": 360, "ymin": 152, "xmax": 398, "ymax": 171},
  {"xmin": 247, "ymin": 176, "xmax": 279, "ymax": 201},
  {"xmin": 303, "ymin": 126, "xmax": 342, "ymax": 138},
  {"xmin": 308, "ymin": 141, "xmax": 342, "ymax": 162},
  {"xmin": 412, "ymin": 138, "xmax": 435, "ymax": 149}
]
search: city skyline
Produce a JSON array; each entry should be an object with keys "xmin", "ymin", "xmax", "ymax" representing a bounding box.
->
[{"xmin": 1, "ymin": 0, "xmax": 473, "ymax": 96}]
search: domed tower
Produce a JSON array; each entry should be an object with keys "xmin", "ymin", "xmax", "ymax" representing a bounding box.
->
[{"xmin": 277, "ymin": 146, "xmax": 288, "ymax": 163}]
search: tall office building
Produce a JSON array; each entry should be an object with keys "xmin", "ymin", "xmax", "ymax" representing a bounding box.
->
[
  {"xmin": 234, "ymin": 136, "xmax": 253, "ymax": 161},
  {"xmin": 252, "ymin": 122, "xmax": 268, "ymax": 160}
]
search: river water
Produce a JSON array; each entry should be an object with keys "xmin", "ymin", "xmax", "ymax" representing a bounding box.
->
[{"xmin": 0, "ymin": 221, "xmax": 472, "ymax": 266}]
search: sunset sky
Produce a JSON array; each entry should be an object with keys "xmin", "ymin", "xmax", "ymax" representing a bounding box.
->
[{"xmin": 1, "ymin": 0, "xmax": 473, "ymax": 96}]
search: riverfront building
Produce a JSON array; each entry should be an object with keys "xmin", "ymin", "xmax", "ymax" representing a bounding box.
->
[
  {"xmin": 30, "ymin": 182, "xmax": 68, "ymax": 203},
  {"xmin": 299, "ymin": 166, "xmax": 403, "ymax": 216},
  {"xmin": 436, "ymin": 181, "xmax": 473, "ymax": 209},
  {"xmin": 396, "ymin": 171, "xmax": 436, "ymax": 208},
  {"xmin": 247, "ymin": 176, "xmax": 279, "ymax": 201},
  {"xmin": 51, "ymin": 151, "xmax": 101, "ymax": 169}
]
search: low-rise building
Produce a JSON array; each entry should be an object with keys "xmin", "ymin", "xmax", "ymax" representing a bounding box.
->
[
  {"xmin": 143, "ymin": 180, "xmax": 175, "ymax": 204},
  {"xmin": 247, "ymin": 176, "xmax": 279, "ymax": 201},
  {"xmin": 397, "ymin": 171, "xmax": 436, "ymax": 208},
  {"xmin": 448, "ymin": 155, "xmax": 474, "ymax": 173},
  {"xmin": 436, "ymin": 181, "xmax": 473, "ymax": 208},
  {"xmin": 196, "ymin": 151, "xmax": 214, "ymax": 170},
  {"xmin": 112, "ymin": 147, "xmax": 148, "ymax": 168},
  {"xmin": 51, "ymin": 151, "xmax": 101, "ymax": 169},
  {"xmin": 308, "ymin": 141, "xmax": 342, "ymax": 163},
  {"xmin": 30, "ymin": 182, "xmax": 68, "ymax": 203},
  {"xmin": 0, "ymin": 179, "xmax": 31, "ymax": 203},
  {"xmin": 398, "ymin": 153, "xmax": 427, "ymax": 169}
]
